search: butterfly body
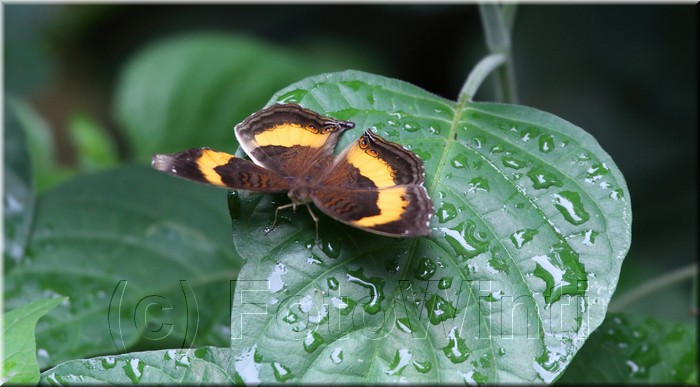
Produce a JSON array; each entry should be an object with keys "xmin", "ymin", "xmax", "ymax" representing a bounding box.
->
[{"xmin": 152, "ymin": 103, "xmax": 434, "ymax": 237}]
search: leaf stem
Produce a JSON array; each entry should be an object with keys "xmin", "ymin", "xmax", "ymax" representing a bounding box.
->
[
  {"xmin": 608, "ymin": 263, "xmax": 698, "ymax": 312},
  {"xmin": 472, "ymin": 3, "xmax": 519, "ymax": 104},
  {"xmin": 458, "ymin": 53, "xmax": 506, "ymax": 104}
]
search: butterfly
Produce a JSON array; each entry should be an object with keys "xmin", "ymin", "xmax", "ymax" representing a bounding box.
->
[{"xmin": 151, "ymin": 103, "xmax": 434, "ymax": 237}]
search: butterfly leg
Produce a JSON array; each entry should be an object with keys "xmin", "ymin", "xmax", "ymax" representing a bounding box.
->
[
  {"xmin": 267, "ymin": 202, "xmax": 297, "ymax": 235},
  {"xmin": 304, "ymin": 204, "xmax": 321, "ymax": 245}
]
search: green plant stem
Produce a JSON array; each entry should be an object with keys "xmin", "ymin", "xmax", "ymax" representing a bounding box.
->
[
  {"xmin": 477, "ymin": 3, "xmax": 519, "ymax": 104},
  {"xmin": 608, "ymin": 263, "xmax": 698, "ymax": 312},
  {"xmin": 458, "ymin": 53, "xmax": 506, "ymax": 103}
]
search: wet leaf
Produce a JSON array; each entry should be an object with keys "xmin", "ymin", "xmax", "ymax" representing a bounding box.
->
[
  {"xmin": 39, "ymin": 70, "xmax": 631, "ymax": 383},
  {"xmin": 3, "ymin": 166, "xmax": 242, "ymax": 367},
  {"xmin": 559, "ymin": 314, "xmax": 697, "ymax": 384},
  {"xmin": 2, "ymin": 297, "xmax": 66, "ymax": 384},
  {"xmin": 224, "ymin": 70, "xmax": 632, "ymax": 383},
  {"xmin": 40, "ymin": 347, "xmax": 236, "ymax": 384}
]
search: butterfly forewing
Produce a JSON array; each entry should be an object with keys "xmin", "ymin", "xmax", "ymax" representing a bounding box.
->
[{"xmin": 234, "ymin": 103, "xmax": 354, "ymax": 179}]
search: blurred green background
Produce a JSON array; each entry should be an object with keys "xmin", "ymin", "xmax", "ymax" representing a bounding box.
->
[{"xmin": 4, "ymin": 3, "xmax": 696, "ymax": 325}]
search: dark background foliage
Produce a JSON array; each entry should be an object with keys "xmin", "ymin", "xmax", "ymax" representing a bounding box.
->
[{"xmin": 4, "ymin": 2, "xmax": 696, "ymax": 328}]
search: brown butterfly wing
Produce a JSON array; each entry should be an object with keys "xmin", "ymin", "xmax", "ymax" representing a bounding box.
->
[
  {"xmin": 234, "ymin": 103, "xmax": 355, "ymax": 178},
  {"xmin": 311, "ymin": 131, "xmax": 434, "ymax": 237},
  {"xmin": 152, "ymin": 148, "xmax": 290, "ymax": 192}
]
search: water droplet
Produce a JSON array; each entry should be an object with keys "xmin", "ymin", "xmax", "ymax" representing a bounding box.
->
[
  {"xmin": 414, "ymin": 257, "xmax": 437, "ymax": 280},
  {"xmin": 276, "ymin": 89, "xmax": 308, "ymax": 103},
  {"xmin": 385, "ymin": 349, "xmax": 412, "ymax": 376},
  {"xmin": 527, "ymin": 166, "xmax": 563, "ymax": 189},
  {"xmin": 450, "ymin": 154, "xmax": 468, "ymax": 169},
  {"xmin": 303, "ymin": 330, "xmax": 325, "ymax": 353},
  {"xmin": 330, "ymin": 348, "xmax": 344, "ymax": 365},
  {"xmin": 267, "ymin": 262, "xmax": 287, "ymax": 293},
  {"xmin": 532, "ymin": 242, "xmax": 587, "ymax": 306},
  {"xmin": 501, "ymin": 156, "xmax": 526, "ymax": 170},
  {"xmin": 412, "ymin": 359, "xmax": 432, "ymax": 373},
  {"xmin": 553, "ymin": 191, "xmax": 590, "ymax": 225},
  {"xmin": 403, "ymin": 121, "xmax": 419, "ymax": 132},
  {"xmin": 490, "ymin": 143, "xmax": 505, "ymax": 154},
  {"xmin": 194, "ymin": 347, "xmax": 209, "ymax": 359},
  {"xmin": 510, "ymin": 229, "xmax": 539, "ymax": 249},
  {"xmin": 442, "ymin": 327, "xmax": 470, "ymax": 363},
  {"xmin": 272, "ymin": 361, "xmax": 293, "ymax": 382},
  {"xmin": 581, "ymin": 229, "xmax": 598, "ymax": 246},
  {"xmin": 584, "ymin": 162, "xmax": 610, "ymax": 183},
  {"xmin": 322, "ymin": 239, "xmax": 341, "ymax": 258},
  {"xmin": 331, "ymin": 296, "xmax": 356, "ymax": 316},
  {"xmin": 307, "ymin": 255, "xmax": 323, "ymax": 265},
  {"xmin": 346, "ymin": 268, "xmax": 385, "ymax": 314},
  {"xmin": 234, "ymin": 345, "xmax": 262, "ymax": 384},
  {"xmin": 539, "ymin": 134, "xmax": 555, "ymax": 153},
  {"xmin": 101, "ymin": 357, "xmax": 117, "ymax": 369},
  {"xmin": 438, "ymin": 277, "xmax": 453, "ymax": 289},
  {"xmin": 611, "ymin": 188, "xmax": 624, "ymax": 201},
  {"xmin": 572, "ymin": 152, "xmax": 591, "ymax": 164},
  {"xmin": 327, "ymin": 276, "xmax": 339, "ymax": 290},
  {"xmin": 437, "ymin": 202, "xmax": 458, "ymax": 223},
  {"xmin": 520, "ymin": 126, "xmax": 541, "ymax": 142},
  {"xmin": 472, "ymin": 136, "xmax": 485, "ymax": 148},
  {"xmin": 468, "ymin": 177, "xmax": 490, "ymax": 192},
  {"xmin": 122, "ymin": 358, "xmax": 144, "ymax": 384},
  {"xmin": 425, "ymin": 293, "xmax": 458, "ymax": 324},
  {"xmin": 283, "ymin": 311, "xmax": 299, "ymax": 324},
  {"xmin": 175, "ymin": 354, "xmax": 190, "ymax": 368},
  {"xmin": 442, "ymin": 220, "xmax": 490, "ymax": 260},
  {"xmin": 396, "ymin": 317, "xmax": 413, "ymax": 334}
]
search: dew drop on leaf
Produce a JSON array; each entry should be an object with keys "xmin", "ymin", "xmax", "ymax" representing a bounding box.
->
[
  {"xmin": 303, "ymin": 330, "xmax": 325, "ymax": 353},
  {"xmin": 450, "ymin": 153, "xmax": 468, "ymax": 169},
  {"xmin": 442, "ymin": 327, "xmax": 470, "ymax": 363},
  {"xmin": 510, "ymin": 229, "xmax": 539, "ymax": 249},
  {"xmin": 438, "ymin": 277, "xmax": 453, "ymax": 289},
  {"xmin": 527, "ymin": 166, "xmax": 563, "ymax": 190},
  {"xmin": 414, "ymin": 257, "xmax": 437, "ymax": 281},
  {"xmin": 330, "ymin": 348, "xmax": 344, "ymax": 365},
  {"xmin": 425, "ymin": 293, "xmax": 458, "ymax": 325},
  {"xmin": 553, "ymin": 190, "xmax": 590, "ymax": 225},
  {"xmin": 437, "ymin": 202, "xmax": 458, "ymax": 223},
  {"xmin": 538, "ymin": 134, "xmax": 555, "ymax": 153},
  {"xmin": 272, "ymin": 361, "xmax": 293, "ymax": 382},
  {"xmin": 396, "ymin": 317, "xmax": 413, "ymax": 334},
  {"xmin": 385, "ymin": 349, "xmax": 412, "ymax": 376},
  {"xmin": 101, "ymin": 357, "xmax": 117, "ymax": 370},
  {"xmin": 346, "ymin": 268, "xmax": 385, "ymax": 314},
  {"xmin": 327, "ymin": 276, "xmax": 339, "ymax": 290},
  {"xmin": 412, "ymin": 359, "xmax": 432, "ymax": 373},
  {"xmin": 122, "ymin": 358, "xmax": 144, "ymax": 384}
]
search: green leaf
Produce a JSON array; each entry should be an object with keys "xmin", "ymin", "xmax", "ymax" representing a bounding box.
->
[
  {"xmin": 222, "ymin": 70, "xmax": 631, "ymax": 383},
  {"xmin": 2, "ymin": 297, "xmax": 67, "ymax": 384},
  {"xmin": 115, "ymin": 33, "xmax": 337, "ymax": 161},
  {"xmin": 40, "ymin": 347, "xmax": 237, "ymax": 384},
  {"xmin": 68, "ymin": 112, "xmax": 119, "ymax": 170},
  {"xmin": 4, "ymin": 166, "xmax": 242, "ymax": 367},
  {"xmin": 559, "ymin": 314, "xmax": 697, "ymax": 384},
  {"xmin": 5, "ymin": 96, "xmax": 74, "ymax": 192},
  {"xmin": 3, "ymin": 97, "xmax": 35, "ymax": 264}
]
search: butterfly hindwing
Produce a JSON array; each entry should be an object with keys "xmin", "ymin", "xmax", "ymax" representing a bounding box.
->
[
  {"xmin": 152, "ymin": 148, "xmax": 290, "ymax": 192},
  {"xmin": 312, "ymin": 130, "xmax": 433, "ymax": 237},
  {"xmin": 234, "ymin": 103, "xmax": 355, "ymax": 178}
]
